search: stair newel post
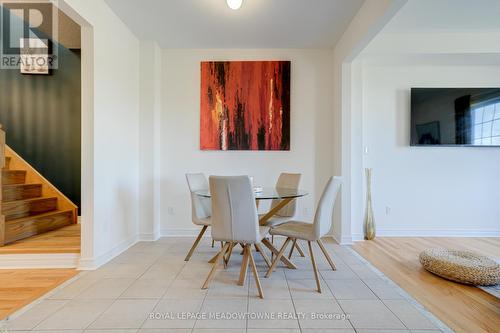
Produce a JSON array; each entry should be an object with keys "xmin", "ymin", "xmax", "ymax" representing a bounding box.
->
[{"xmin": 0, "ymin": 124, "xmax": 5, "ymax": 246}]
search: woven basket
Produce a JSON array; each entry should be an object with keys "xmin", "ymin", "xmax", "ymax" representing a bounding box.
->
[{"xmin": 419, "ymin": 248, "xmax": 500, "ymax": 286}]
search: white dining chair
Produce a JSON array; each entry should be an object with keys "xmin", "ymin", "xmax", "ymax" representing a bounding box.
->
[
  {"xmin": 260, "ymin": 173, "xmax": 306, "ymax": 257},
  {"xmin": 185, "ymin": 173, "xmax": 213, "ymax": 261},
  {"xmin": 202, "ymin": 175, "xmax": 271, "ymax": 298},
  {"xmin": 265, "ymin": 176, "xmax": 342, "ymax": 293},
  {"xmin": 263, "ymin": 173, "xmax": 302, "ymax": 227}
]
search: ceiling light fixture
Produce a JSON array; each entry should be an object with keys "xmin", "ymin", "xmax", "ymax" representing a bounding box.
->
[{"xmin": 226, "ymin": 0, "xmax": 243, "ymax": 10}]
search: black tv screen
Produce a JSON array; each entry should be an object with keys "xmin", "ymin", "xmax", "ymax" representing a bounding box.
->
[{"xmin": 410, "ymin": 88, "xmax": 500, "ymax": 146}]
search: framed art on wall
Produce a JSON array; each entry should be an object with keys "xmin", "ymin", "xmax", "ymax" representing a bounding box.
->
[{"xmin": 200, "ymin": 60, "xmax": 291, "ymax": 150}]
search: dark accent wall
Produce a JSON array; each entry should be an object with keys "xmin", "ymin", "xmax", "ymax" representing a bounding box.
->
[{"xmin": 0, "ymin": 44, "xmax": 81, "ymax": 210}]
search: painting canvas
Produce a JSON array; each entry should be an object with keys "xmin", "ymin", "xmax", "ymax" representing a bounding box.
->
[{"xmin": 200, "ymin": 61, "xmax": 291, "ymax": 150}]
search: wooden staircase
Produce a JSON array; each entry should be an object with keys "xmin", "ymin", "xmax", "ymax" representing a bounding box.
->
[{"xmin": 0, "ymin": 125, "xmax": 78, "ymax": 246}]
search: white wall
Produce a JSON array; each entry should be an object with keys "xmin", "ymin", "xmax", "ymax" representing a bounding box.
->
[
  {"xmin": 160, "ymin": 49, "xmax": 334, "ymax": 235},
  {"xmin": 139, "ymin": 41, "xmax": 162, "ymax": 241},
  {"xmin": 357, "ymin": 64, "xmax": 500, "ymax": 238},
  {"xmin": 60, "ymin": 0, "xmax": 141, "ymax": 268}
]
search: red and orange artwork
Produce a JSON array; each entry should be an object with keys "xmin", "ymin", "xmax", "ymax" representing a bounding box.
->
[{"xmin": 200, "ymin": 61, "xmax": 290, "ymax": 150}]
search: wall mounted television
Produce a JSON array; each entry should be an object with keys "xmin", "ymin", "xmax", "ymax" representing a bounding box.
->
[{"xmin": 410, "ymin": 88, "xmax": 500, "ymax": 147}]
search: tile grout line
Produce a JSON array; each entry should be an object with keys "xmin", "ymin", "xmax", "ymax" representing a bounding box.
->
[
  {"xmin": 193, "ymin": 241, "xmax": 225, "ymax": 332},
  {"xmin": 284, "ymin": 240, "xmax": 304, "ymax": 333},
  {"xmin": 339, "ymin": 245, "xmax": 410, "ymax": 331},
  {"xmin": 135, "ymin": 246, "xmax": 186, "ymax": 332},
  {"xmin": 345, "ymin": 258, "xmax": 409, "ymax": 331},
  {"xmin": 347, "ymin": 245, "xmax": 453, "ymax": 333},
  {"xmin": 83, "ymin": 246, "xmax": 172, "ymax": 331},
  {"xmin": 246, "ymin": 246, "xmax": 250, "ymax": 333},
  {"xmin": 320, "ymin": 245, "xmax": 357, "ymax": 332}
]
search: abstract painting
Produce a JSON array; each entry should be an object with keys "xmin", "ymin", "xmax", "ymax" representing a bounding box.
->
[{"xmin": 200, "ymin": 61, "xmax": 290, "ymax": 150}]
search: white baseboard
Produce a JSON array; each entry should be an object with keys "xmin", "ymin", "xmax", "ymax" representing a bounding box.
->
[
  {"xmin": 331, "ymin": 233, "xmax": 354, "ymax": 245},
  {"xmin": 160, "ymin": 227, "xmax": 210, "ymax": 237},
  {"xmin": 77, "ymin": 235, "xmax": 139, "ymax": 270},
  {"xmin": 352, "ymin": 233, "xmax": 364, "ymax": 241},
  {"xmin": 0, "ymin": 253, "xmax": 80, "ymax": 269},
  {"xmin": 352, "ymin": 229, "xmax": 500, "ymax": 241},
  {"xmin": 379, "ymin": 229, "xmax": 500, "ymax": 237},
  {"xmin": 139, "ymin": 232, "xmax": 161, "ymax": 241}
]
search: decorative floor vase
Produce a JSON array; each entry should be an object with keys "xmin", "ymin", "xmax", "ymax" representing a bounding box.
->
[{"xmin": 364, "ymin": 168, "xmax": 376, "ymax": 240}]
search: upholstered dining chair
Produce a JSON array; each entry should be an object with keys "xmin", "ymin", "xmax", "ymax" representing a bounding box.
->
[
  {"xmin": 263, "ymin": 173, "xmax": 302, "ymax": 227},
  {"xmin": 184, "ymin": 173, "xmax": 212, "ymax": 261},
  {"xmin": 265, "ymin": 176, "xmax": 342, "ymax": 293},
  {"xmin": 260, "ymin": 173, "xmax": 306, "ymax": 257},
  {"xmin": 202, "ymin": 175, "xmax": 271, "ymax": 298}
]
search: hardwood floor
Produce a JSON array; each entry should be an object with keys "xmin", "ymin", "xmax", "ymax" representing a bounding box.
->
[
  {"xmin": 0, "ymin": 224, "xmax": 81, "ymax": 320},
  {"xmin": 0, "ymin": 268, "xmax": 78, "ymax": 320},
  {"xmin": 352, "ymin": 237, "xmax": 500, "ymax": 333},
  {"xmin": 0, "ymin": 223, "xmax": 80, "ymax": 254}
]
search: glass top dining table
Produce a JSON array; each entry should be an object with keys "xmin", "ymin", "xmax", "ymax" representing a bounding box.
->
[{"xmin": 194, "ymin": 187, "xmax": 308, "ymax": 200}]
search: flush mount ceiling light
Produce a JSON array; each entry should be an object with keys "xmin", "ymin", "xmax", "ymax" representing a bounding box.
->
[{"xmin": 226, "ymin": 0, "xmax": 243, "ymax": 10}]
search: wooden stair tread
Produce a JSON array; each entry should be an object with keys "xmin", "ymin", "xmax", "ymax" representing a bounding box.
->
[
  {"xmin": 6, "ymin": 209, "xmax": 73, "ymax": 223},
  {"xmin": 4, "ymin": 210, "xmax": 74, "ymax": 244},
  {"xmin": 2, "ymin": 183, "xmax": 43, "ymax": 202},
  {"xmin": 2, "ymin": 170, "xmax": 27, "ymax": 185},
  {"xmin": 2, "ymin": 197, "xmax": 58, "ymax": 221},
  {"xmin": 2, "ymin": 182, "xmax": 41, "ymax": 188},
  {"xmin": 2, "ymin": 196, "xmax": 56, "ymax": 204}
]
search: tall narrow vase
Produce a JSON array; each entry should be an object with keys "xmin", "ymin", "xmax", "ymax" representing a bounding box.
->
[{"xmin": 364, "ymin": 168, "xmax": 376, "ymax": 240}]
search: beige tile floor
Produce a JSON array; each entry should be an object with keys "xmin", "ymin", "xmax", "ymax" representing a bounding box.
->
[{"xmin": 0, "ymin": 237, "xmax": 449, "ymax": 333}]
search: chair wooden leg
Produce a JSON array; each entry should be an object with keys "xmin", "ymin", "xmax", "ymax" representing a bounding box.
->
[
  {"xmin": 208, "ymin": 251, "xmax": 218, "ymax": 263},
  {"xmin": 295, "ymin": 242, "xmax": 306, "ymax": 257},
  {"xmin": 287, "ymin": 239, "xmax": 306, "ymax": 259},
  {"xmin": 261, "ymin": 238, "xmax": 297, "ymax": 269},
  {"xmin": 288, "ymin": 238, "xmax": 297, "ymax": 259},
  {"xmin": 307, "ymin": 241, "xmax": 321, "ymax": 293},
  {"xmin": 208, "ymin": 241, "xmax": 229, "ymax": 263},
  {"xmin": 255, "ymin": 243, "xmax": 271, "ymax": 268},
  {"xmin": 238, "ymin": 245, "xmax": 250, "ymax": 286},
  {"xmin": 224, "ymin": 242, "xmax": 235, "ymax": 266},
  {"xmin": 317, "ymin": 239, "xmax": 336, "ymax": 271},
  {"xmin": 248, "ymin": 245, "xmax": 264, "ymax": 299},
  {"xmin": 184, "ymin": 225, "xmax": 208, "ymax": 261},
  {"xmin": 202, "ymin": 242, "xmax": 230, "ymax": 289},
  {"xmin": 270, "ymin": 236, "xmax": 274, "ymax": 261},
  {"xmin": 265, "ymin": 237, "xmax": 292, "ymax": 278}
]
